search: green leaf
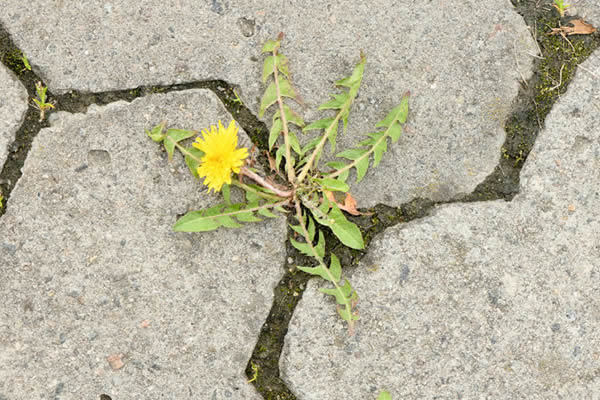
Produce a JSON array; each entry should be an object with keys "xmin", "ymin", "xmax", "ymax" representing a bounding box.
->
[
  {"xmin": 281, "ymin": 103, "xmax": 304, "ymax": 127},
  {"xmin": 327, "ymin": 119, "xmax": 339, "ymax": 153},
  {"xmin": 314, "ymin": 231, "xmax": 326, "ymax": 259},
  {"xmin": 216, "ymin": 215, "xmax": 242, "ymax": 228},
  {"xmin": 275, "ymin": 146, "xmax": 285, "ymax": 171},
  {"xmin": 269, "ymin": 117, "xmax": 282, "ymax": 150},
  {"xmin": 377, "ymin": 391, "xmax": 392, "ymax": 400},
  {"xmin": 373, "ymin": 139, "xmax": 387, "ymax": 167},
  {"xmin": 327, "ymin": 204, "xmax": 364, "ymax": 249},
  {"xmin": 173, "ymin": 210, "xmax": 221, "ymax": 232},
  {"xmin": 236, "ymin": 210, "xmax": 262, "ymax": 223},
  {"xmin": 184, "ymin": 146, "xmax": 204, "ymax": 178},
  {"xmin": 288, "ymin": 130, "xmax": 302, "ymax": 154},
  {"xmin": 164, "ymin": 129, "xmax": 196, "ymax": 161},
  {"xmin": 263, "ymin": 56, "xmax": 275, "ymax": 83},
  {"xmin": 290, "ymin": 237, "xmax": 313, "ymax": 257},
  {"xmin": 388, "ymin": 122, "xmax": 403, "ymax": 143},
  {"xmin": 329, "ymin": 253, "xmax": 341, "ymax": 283},
  {"xmin": 337, "ymin": 305, "xmax": 360, "ymax": 322},
  {"xmin": 258, "ymin": 208, "xmax": 277, "ymax": 218},
  {"xmin": 355, "ymin": 156, "xmax": 370, "ymax": 182},
  {"xmin": 222, "ymin": 184, "xmax": 231, "ymax": 204},
  {"xmin": 263, "ymin": 54, "xmax": 290, "ymax": 83},
  {"xmin": 319, "ymin": 92, "xmax": 349, "ymax": 110},
  {"xmin": 375, "ymin": 93, "xmax": 409, "ymax": 128},
  {"xmin": 259, "ymin": 82, "xmax": 277, "ymax": 118},
  {"xmin": 320, "ymin": 279, "xmax": 356, "ymax": 305},
  {"xmin": 259, "ymin": 79, "xmax": 297, "ymax": 118},
  {"xmin": 297, "ymin": 265, "xmax": 331, "ymax": 282},
  {"xmin": 336, "ymin": 148, "xmax": 367, "ymax": 160},
  {"xmin": 146, "ymin": 121, "xmax": 167, "ymax": 142},
  {"xmin": 313, "ymin": 178, "xmax": 349, "ymax": 193},
  {"xmin": 262, "ymin": 39, "xmax": 280, "ymax": 53},
  {"xmin": 336, "ymin": 53, "xmax": 366, "ymax": 90},
  {"xmin": 303, "ymin": 117, "xmax": 335, "ymax": 132}
]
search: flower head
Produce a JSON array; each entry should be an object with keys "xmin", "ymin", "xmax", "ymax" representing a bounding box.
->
[{"xmin": 193, "ymin": 120, "xmax": 248, "ymax": 192}]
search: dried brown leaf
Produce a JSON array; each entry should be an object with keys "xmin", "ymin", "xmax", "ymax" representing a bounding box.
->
[{"xmin": 549, "ymin": 19, "xmax": 597, "ymax": 36}]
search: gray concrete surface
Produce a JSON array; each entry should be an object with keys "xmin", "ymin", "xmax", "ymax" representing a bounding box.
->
[
  {"xmin": 281, "ymin": 50, "xmax": 600, "ymax": 399},
  {"xmin": 0, "ymin": 63, "xmax": 27, "ymax": 167},
  {"xmin": 0, "ymin": 90, "xmax": 285, "ymax": 399},
  {"xmin": 0, "ymin": 0, "xmax": 537, "ymax": 207}
]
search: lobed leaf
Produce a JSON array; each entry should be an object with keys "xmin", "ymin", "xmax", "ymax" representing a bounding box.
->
[
  {"xmin": 146, "ymin": 121, "xmax": 167, "ymax": 142},
  {"xmin": 164, "ymin": 129, "xmax": 196, "ymax": 161},
  {"xmin": 184, "ymin": 146, "xmax": 204, "ymax": 178}
]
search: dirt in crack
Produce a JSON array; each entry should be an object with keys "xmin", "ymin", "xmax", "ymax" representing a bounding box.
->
[{"xmin": 246, "ymin": 1, "xmax": 599, "ymax": 398}]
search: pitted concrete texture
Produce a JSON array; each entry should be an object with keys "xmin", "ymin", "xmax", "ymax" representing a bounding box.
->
[
  {"xmin": 1, "ymin": 0, "xmax": 537, "ymax": 207},
  {"xmin": 281, "ymin": 51, "xmax": 600, "ymax": 399},
  {"xmin": 0, "ymin": 90, "xmax": 284, "ymax": 399},
  {"xmin": 0, "ymin": 63, "xmax": 28, "ymax": 167}
]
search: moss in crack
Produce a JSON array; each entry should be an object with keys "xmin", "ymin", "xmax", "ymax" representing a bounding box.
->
[{"xmin": 465, "ymin": 0, "xmax": 599, "ymax": 203}]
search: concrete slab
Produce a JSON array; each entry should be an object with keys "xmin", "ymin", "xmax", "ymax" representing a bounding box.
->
[
  {"xmin": 281, "ymin": 50, "xmax": 600, "ymax": 399},
  {"xmin": 1, "ymin": 0, "xmax": 537, "ymax": 206},
  {"xmin": 0, "ymin": 89, "xmax": 285, "ymax": 399},
  {"xmin": 0, "ymin": 63, "xmax": 27, "ymax": 168},
  {"xmin": 571, "ymin": 1, "xmax": 600, "ymax": 26}
]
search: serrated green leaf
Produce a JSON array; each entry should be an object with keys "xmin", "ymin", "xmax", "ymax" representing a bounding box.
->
[
  {"xmin": 388, "ymin": 122, "xmax": 403, "ymax": 143},
  {"xmin": 259, "ymin": 82, "xmax": 277, "ymax": 118},
  {"xmin": 269, "ymin": 117, "xmax": 282, "ymax": 150},
  {"xmin": 146, "ymin": 121, "xmax": 166, "ymax": 142},
  {"xmin": 281, "ymin": 103, "xmax": 304, "ymax": 127},
  {"xmin": 373, "ymin": 139, "xmax": 387, "ymax": 167},
  {"xmin": 355, "ymin": 156, "xmax": 370, "ymax": 182},
  {"xmin": 288, "ymin": 130, "xmax": 302, "ymax": 154},
  {"xmin": 329, "ymin": 253, "xmax": 341, "ymax": 282},
  {"xmin": 319, "ymin": 92, "xmax": 349, "ymax": 110},
  {"xmin": 259, "ymin": 79, "xmax": 297, "ymax": 118},
  {"xmin": 327, "ymin": 204, "xmax": 364, "ymax": 249},
  {"xmin": 216, "ymin": 215, "xmax": 242, "ymax": 228},
  {"xmin": 184, "ymin": 146, "xmax": 204, "ymax": 178},
  {"xmin": 164, "ymin": 129, "xmax": 196, "ymax": 161},
  {"xmin": 277, "ymin": 54, "xmax": 289, "ymax": 78},
  {"xmin": 336, "ymin": 54, "xmax": 366, "ymax": 91},
  {"xmin": 375, "ymin": 94, "xmax": 410, "ymax": 128},
  {"xmin": 173, "ymin": 210, "xmax": 221, "ymax": 232},
  {"xmin": 336, "ymin": 148, "xmax": 367, "ymax": 160},
  {"xmin": 314, "ymin": 178, "xmax": 349, "ymax": 193},
  {"xmin": 297, "ymin": 265, "xmax": 331, "ymax": 281},
  {"xmin": 236, "ymin": 210, "xmax": 262, "ymax": 223},
  {"xmin": 314, "ymin": 231, "xmax": 326, "ymax": 259},
  {"xmin": 275, "ymin": 146, "xmax": 285, "ymax": 171},
  {"xmin": 307, "ymin": 217, "xmax": 316, "ymax": 241},
  {"xmin": 327, "ymin": 119, "xmax": 339, "ymax": 153},
  {"xmin": 263, "ymin": 56, "xmax": 275, "ymax": 83},
  {"xmin": 258, "ymin": 208, "xmax": 277, "ymax": 218},
  {"xmin": 262, "ymin": 39, "xmax": 280, "ymax": 53},
  {"xmin": 319, "ymin": 279, "xmax": 356, "ymax": 306},
  {"xmin": 304, "ymin": 117, "xmax": 334, "ymax": 132},
  {"xmin": 290, "ymin": 237, "xmax": 313, "ymax": 257},
  {"xmin": 337, "ymin": 306, "xmax": 360, "ymax": 322}
]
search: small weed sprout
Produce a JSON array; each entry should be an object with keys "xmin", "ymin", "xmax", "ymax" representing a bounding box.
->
[
  {"xmin": 553, "ymin": 0, "xmax": 570, "ymax": 17},
  {"xmin": 20, "ymin": 53, "xmax": 32, "ymax": 72},
  {"xmin": 247, "ymin": 361, "xmax": 259, "ymax": 383},
  {"xmin": 31, "ymin": 82, "xmax": 55, "ymax": 122},
  {"xmin": 147, "ymin": 34, "xmax": 410, "ymax": 333}
]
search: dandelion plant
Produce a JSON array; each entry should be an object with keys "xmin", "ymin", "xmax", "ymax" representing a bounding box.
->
[{"xmin": 147, "ymin": 33, "xmax": 410, "ymax": 333}]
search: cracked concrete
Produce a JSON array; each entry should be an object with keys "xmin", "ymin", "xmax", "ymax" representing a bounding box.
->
[{"xmin": 1, "ymin": 0, "xmax": 599, "ymax": 399}]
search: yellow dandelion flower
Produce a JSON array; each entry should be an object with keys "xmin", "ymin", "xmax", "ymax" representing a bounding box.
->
[{"xmin": 193, "ymin": 120, "xmax": 248, "ymax": 192}]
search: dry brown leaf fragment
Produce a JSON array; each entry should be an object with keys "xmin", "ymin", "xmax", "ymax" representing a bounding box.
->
[
  {"xmin": 549, "ymin": 19, "xmax": 597, "ymax": 36},
  {"xmin": 323, "ymin": 191, "xmax": 370, "ymax": 216}
]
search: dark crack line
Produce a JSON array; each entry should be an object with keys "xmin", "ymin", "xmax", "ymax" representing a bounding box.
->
[{"xmin": 1, "ymin": 2, "xmax": 599, "ymax": 399}]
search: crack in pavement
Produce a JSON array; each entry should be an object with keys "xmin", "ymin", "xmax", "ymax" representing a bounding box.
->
[{"xmin": 1, "ymin": 0, "xmax": 599, "ymax": 398}]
